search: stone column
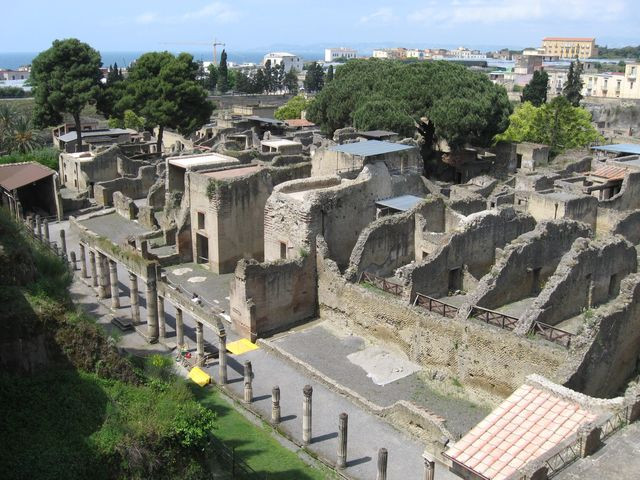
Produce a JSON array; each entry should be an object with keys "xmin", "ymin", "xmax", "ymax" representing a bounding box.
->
[
  {"xmin": 59, "ymin": 229, "xmax": 67, "ymax": 256},
  {"xmin": 101, "ymin": 255, "xmax": 111, "ymax": 294},
  {"xmin": 129, "ymin": 272, "xmax": 140, "ymax": 324},
  {"xmin": 157, "ymin": 295, "xmax": 166, "ymax": 339},
  {"xmin": 109, "ymin": 260, "xmax": 120, "ymax": 308},
  {"xmin": 337, "ymin": 412, "xmax": 348, "ymax": 469},
  {"xmin": 8, "ymin": 197, "xmax": 15, "ymax": 217},
  {"xmin": 243, "ymin": 361, "xmax": 253, "ymax": 403},
  {"xmin": 35, "ymin": 215, "xmax": 42, "ymax": 241},
  {"xmin": 302, "ymin": 385, "xmax": 313, "ymax": 445},
  {"xmin": 89, "ymin": 250, "xmax": 98, "ymax": 287},
  {"xmin": 79, "ymin": 244, "xmax": 87, "ymax": 278},
  {"xmin": 16, "ymin": 201, "xmax": 23, "ymax": 220},
  {"xmin": 272, "ymin": 386, "xmax": 281, "ymax": 424},
  {"xmin": 377, "ymin": 448, "xmax": 388, "ymax": 480},
  {"xmin": 578, "ymin": 423, "xmax": 601, "ymax": 458},
  {"xmin": 145, "ymin": 279, "xmax": 159, "ymax": 342},
  {"xmin": 43, "ymin": 218, "xmax": 50, "ymax": 245},
  {"xmin": 175, "ymin": 307, "xmax": 184, "ymax": 347},
  {"xmin": 625, "ymin": 389, "xmax": 640, "ymax": 423},
  {"xmin": 423, "ymin": 453, "xmax": 435, "ymax": 480},
  {"xmin": 97, "ymin": 253, "xmax": 108, "ymax": 299},
  {"xmin": 196, "ymin": 321, "xmax": 204, "ymax": 366},
  {"xmin": 218, "ymin": 331, "xmax": 227, "ymax": 385},
  {"xmin": 70, "ymin": 251, "xmax": 77, "ymax": 271}
]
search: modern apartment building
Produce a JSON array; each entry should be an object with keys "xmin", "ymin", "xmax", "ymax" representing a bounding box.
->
[
  {"xmin": 547, "ymin": 63, "xmax": 640, "ymax": 99},
  {"xmin": 324, "ymin": 47, "xmax": 357, "ymax": 62},
  {"xmin": 262, "ymin": 52, "xmax": 303, "ymax": 73},
  {"xmin": 542, "ymin": 37, "xmax": 597, "ymax": 59}
]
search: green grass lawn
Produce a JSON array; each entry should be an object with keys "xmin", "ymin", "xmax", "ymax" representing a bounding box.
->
[{"xmin": 193, "ymin": 386, "xmax": 333, "ymax": 480}]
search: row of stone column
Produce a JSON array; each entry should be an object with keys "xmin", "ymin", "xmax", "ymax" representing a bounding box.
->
[{"xmin": 238, "ymin": 373, "xmax": 437, "ymax": 478}]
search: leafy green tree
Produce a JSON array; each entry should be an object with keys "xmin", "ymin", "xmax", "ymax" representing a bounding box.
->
[
  {"xmin": 123, "ymin": 110, "xmax": 145, "ymax": 131},
  {"xmin": 274, "ymin": 95, "xmax": 314, "ymax": 120},
  {"xmin": 217, "ymin": 49, "xmax": 229, "ymax": 93},
  {"xmin": 206, "ymin": 63, "xmax": 218, "ymax": 91},
  {"xmin": 307, "ymin": 59, "xmax": 511, "ymax": 154},
  {"xmin": 303, "ymin": 62, "xmax": 325, "ymax": 93},
  {"xmin": 30, "ymin": 38, "xmax": 102, "ymax": 151},
  {"xmin": 521, "ymin": 70, "xmax": 548, "ymax": 106},
  {"xmin": 563, "ymin": 60, "xmax": 584, "ymax": 107},
  {"xmin": 494, "ymin": 97, "xmax": 603, "ymax": 155},
  {"xmin": 117, "ymin": 51, "xmax": 214, "ymax": 152}
]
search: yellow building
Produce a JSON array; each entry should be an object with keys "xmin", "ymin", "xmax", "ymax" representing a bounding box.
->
[{"xmin": 542, "ymin": 37, "xmax": 597, "ymax": 59}]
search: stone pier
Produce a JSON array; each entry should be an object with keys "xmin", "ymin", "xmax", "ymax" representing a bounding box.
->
[
  {"xmin": 59, "ymin": 229, "xmax": 67, "ymax": 257},
  {"xmin": 196, "ymin": 321, "xmax": 204, "ymax": 366},
  {"xmin": 97, "ymin": 253, "xmax": 109, "ymax": 299},
  {"xmin": 89, "ymin": 250, "xmax": 98, "ymax": 287},
  {"xmin": 218, "ymin": 331, "xmax": 227, "ymax": 385},
  {"xmin": 43, "ymin": 218, "xmax": 50, "ymax": 245},
  {"xmin": 157, "ymin": 296, "xmax": 166, "ymax": 339},
  {"xmin": 175, "ymin": 307, "xmax": 184, "ymax": 347},
  {"xmin": 272, "ymin": 386, "xmax": 281, "ymax": 424},
  {"xmin": 108, "ymin": 260, "xmax": 120, "ymax": 308},
  {"xmin": 423, "ymin": 452, "xmax": 435, "ymax": 480},
  {"xmin": 35, "ymin": 215, "xmax": 42, "ymax": 241},
  {"xmin": 129, "ymin": 272, "xmax": 140, "ymax": 324},
  {"xmin": 79, "ymin": 244, "xmax": 87, "ymax": 278},
  {"xmin": 377, "ymin": 448, "xmax": 388, "ymax": 480},
  {"xmin": 70, "ymin": 251, "xmax": 77, "ymax": 271},
  {"xmin": 302, "ymin": 385, "xmax": 313, "ymax": 445},
  {"xmin": 337, "ymin": 412, "xmax": 348, "ymax": 469},
  {"xmin": 244, "ymin": 361, "xmax": 253, "ymax": 403},
  {"xmin": 145, "ymin": 279, "xmax": 159, "ymax": 342}
]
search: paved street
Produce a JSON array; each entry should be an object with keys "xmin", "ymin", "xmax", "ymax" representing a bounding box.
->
[{"xmin": 49, "ymin": 215, "xmax": 458, "ymax": 480}]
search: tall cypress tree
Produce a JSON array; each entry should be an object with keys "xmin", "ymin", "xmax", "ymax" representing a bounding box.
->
[
  {"xmin": 327, "ymin": 65, "xmax": 334, "ymax": 83},
  {"xmin": 521, "ymin": 70, "xmax": 548, "ymax": 106},
  {"xmin": 563, "ymin": 60, "xmax": 583, "ymax": 107},
  {"xmin": 217, "ymin": 49, "xmax": 229, "ymax": 93}
]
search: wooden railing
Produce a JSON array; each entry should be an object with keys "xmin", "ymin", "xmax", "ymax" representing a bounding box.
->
[
  {"xmin": 531, "ymin": 321, "xmax": 574, "ymax": 348},
  {"xmin": 413, "ymin": 293, "xmax": 459, "ymax": 318},
  {"xmin": 468, "ymin": 306, "xmax": 519, "ymax": 331},
  {"xmin": 359, "ymin": 271, "xmax": 403, "ymax": 297}
]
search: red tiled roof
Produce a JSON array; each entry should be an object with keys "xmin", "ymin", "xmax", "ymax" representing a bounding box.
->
[
  {"xmin": 590, "ymin": 165, "xmax": 628, "ymax": 180},
  {"xmin": 0, "ymin": 162, "xmax": 55, "ymax": 191},
  {"xmin": 444, "ymin": 384, "xmax": 598, "ymax": 480},
  {"xmin": 285, "ymin": 118, "xmax": 315, "ymax": 127}
]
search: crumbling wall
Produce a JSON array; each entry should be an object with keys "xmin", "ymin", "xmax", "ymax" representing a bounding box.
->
[
  {"xmin": 316, "ymin": 237, "xmax": 569, "ymax": 402},
  {"xmin": 610, "ymin": 210, "xmax": 640, "ymax": 244},
  {"xmin": 599, "ymin": 171, "xmax": 640, "ymax": 211},
  {"xmin": 229, "ymin": 255, "xmax": 316, "ymax": 340},
  {"xmin": 401, "ymin": 208, "xmax": 536, "ymax": 299},
  {"xmin": 517, "ymin": 236, "xmax": 637, "ymax": 330},
  {"xmin": 94, "ymin": 165, "xmax": 156, "ymax": 206},
  {"xmin": 112, "ymin": 191, "xmax": 138, "ymax": 220},
  {"xmin": 528, "ymin": 192, "xmax": 598, "ymax": 229},
  {"xmin": 460, "ymin": 221, "xmax": 591, "ymax": 315},
  {"xmin": 561, "ymin": 273, "xmax": 640, "ymax": 397}
]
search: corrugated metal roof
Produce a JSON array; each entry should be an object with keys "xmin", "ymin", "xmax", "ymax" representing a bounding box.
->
[
  {"xmin": 590, "ymin": 165, "xmax": 628, "ymax": 180},
  {"xmin": 591, "ymin": 144, "xmax": 640, "ymax": 155},
  {"xmin": 357, "ymin": 130, "xmax": 398, "ymax": 137},
  {"xmin": 57, "ymin": 128, "xmax": 131, "ymax": 143},
  {"xmin": 375, "ymin": 195, "xmax": 423, "ymax": 212},
  {"xmin": 0, "ymin": 162, "xmax": 55, "ymax": 191},
  {"xmin": 445, "ymin": 383, "xmax": 598, "ymax": 480},
  {"xmin": 328, "ymin": 140, "xmax": 414, "ymax": 157},
  {"xmin": 246, "ymin": 116, "xmax": 285, "ymax": 126}
]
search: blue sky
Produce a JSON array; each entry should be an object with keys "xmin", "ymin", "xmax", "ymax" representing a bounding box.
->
[{"xmin": 2, "ymin": 0, "xmax": 639, "ymax": 53}]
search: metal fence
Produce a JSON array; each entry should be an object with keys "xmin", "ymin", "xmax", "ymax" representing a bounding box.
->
[
  {"xmin": 530, "ymin": 321, "xmax": 573, "ymax": 348},
  {"xmin": 413, "ymin": 293, "xmax": 459, "ymax": 318},
  {"xmin": 468, "ymin": 306, "xmax": 519, "ymax": 331},
  {"xmin": 359, "ymin": 271, "xmax": 404, "ymax": 296},
  {"xmin": 544, "ymin": 437, "xmax": 582, "ymax": 477}
]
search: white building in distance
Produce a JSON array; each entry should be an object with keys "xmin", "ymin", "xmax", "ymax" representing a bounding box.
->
[
  {"xmin": 324, "ymin": 47, "xmax": 357, "ymax": 62},
  {"xmin": 262, "ymin": 52, "xmax": 303, "ymax": 73}
]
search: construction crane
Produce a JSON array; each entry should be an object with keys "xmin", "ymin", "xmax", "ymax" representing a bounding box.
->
[{"xmin": 160, "ymin": 39, "xmax": 226, "ymax": 65}]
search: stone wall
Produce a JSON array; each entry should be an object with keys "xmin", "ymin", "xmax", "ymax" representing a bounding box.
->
[
  {"xmin": 188, "ymin": 163, "xmax": 310, "ymax": 273},
  {"xmin": 528, "ymin": 192, "xmax": 598, "ymax": 229},
  {"xmin": 264, "ymin": 163, "xmax": 395, "ymax": 269},
  {"xmin": 460, "ymin": 220, "xmax": 591, "ymax": 315},
  {"xmin": 316, "ymin": 237, "xmax": 569, "ymax": 402},
  {"xmin": 113, "ymin": 191, "xmax": 138, "ymax": 220},
  {"xmin": 311, "ymin": 144, "xmax": 421, "ymax": 177},
  {"xmin": 229, "ymin": 255, "xmax": 316, "ymax": 340},
  {"xmin": 599, "ymin": 171, "xmax": 640, "ymax": 211},
  {"xmin": 94, "ymin": 165, "xmax": 156, "ymax": 206},
  {"xmin": 517, "ymin": 236, "xmax": 637, "ymax": 330},
  {"xmin": 401, "ymin": 208, "xmax": 536, "ymax": 299},
  {"xmin": 611, "ymin": 210, "xmax": 640, "ymax": 244},
  {"xmin": 562, "ymin": 273, "xmax": 640, "ymax": 397}
]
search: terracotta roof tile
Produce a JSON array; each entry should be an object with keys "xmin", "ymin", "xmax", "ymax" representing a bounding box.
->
[
  {"xmin": 444, "ymin": 385, "xmax": 598, "ymax": 479},
  {"xmin": 0, "ymin": 162, "xmax": 55, "ymax": 191},
  {"xmin": 590, "ymin": 165, "xmax": 628, "ymax": 180}
]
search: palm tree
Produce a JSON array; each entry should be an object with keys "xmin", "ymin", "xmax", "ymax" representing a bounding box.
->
[
  {"xmin": 10, "ymin": 115, "xmax": 41, "ymax": 153},
  {"xmin": 0, "ymin": 104, "xmax": 16, "ymax": 152}
]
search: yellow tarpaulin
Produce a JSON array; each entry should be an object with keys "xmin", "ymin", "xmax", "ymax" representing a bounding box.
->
[
  {"xmin": 227, "ymin": 338, "xmax": 259, "ymax": 355},
  {"xmin": 188, "ymin": 366, "xmax": 211, "ymax": 387}
]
